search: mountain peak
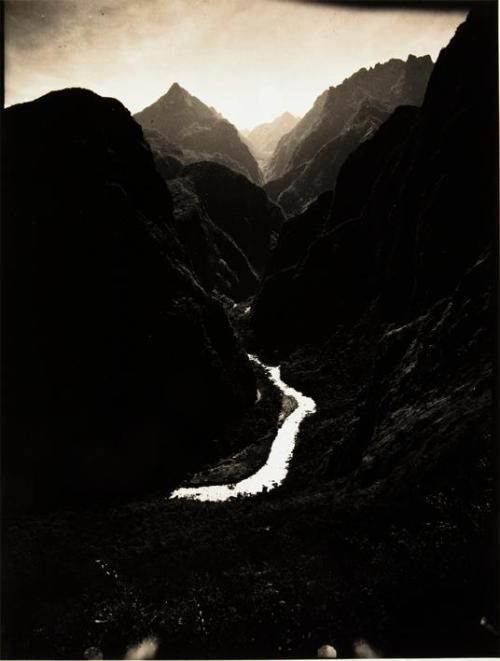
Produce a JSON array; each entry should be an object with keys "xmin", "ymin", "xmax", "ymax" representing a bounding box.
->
[
  {"xmin": 407, "ymin": 53, "xmax": 433, "ymax": 65},
  {"xmin": 166, "ymin": 81, "xmax": 190, "ymax": 99},
  {"xmin": 134, "ymin": 84, "xmax": 262, "ymax": 184}
]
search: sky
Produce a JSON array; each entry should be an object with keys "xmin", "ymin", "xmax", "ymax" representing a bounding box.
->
[{"xmin": 4, "ymin": 0, "xmax": 467, "ymax": 130}]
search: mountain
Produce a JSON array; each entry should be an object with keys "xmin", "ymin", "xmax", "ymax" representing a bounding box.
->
[
  {"xmin": 272, "ymin": 100, "xmax": 390, "ymax": 215},
  {"xmin": 168, "ymin": 163, "xmax": 264, "ymax": 301},
  {"xmin": 141, "ymin": 126, "xmax": 185, "ymax": 179},
  {"xmin": 2, "ymin": 88, "xmax": 257, "ymax": 510},
  {"xmin": 139, "ymin": 109, "xmax": 285, "ymax": 302},
  {"xmin": 253, "ymin": 12, "xmax": 494, "ymax": 352},
  {"xmin": 136, "ymin": 140, "xmax": 284, "ymax": 301},
  {"xmin": 135, "ymin": 83, "xmax": 262, "ymax": 184},
  {"xmin": 181, "ymin": 161, "xmax": 284, "ymax": 275},
  {"xmin": 265, "ymin": 190, "xmax": 333, "ymax": 277},
  {"xmin": 251, "ymin": 5, "xmax": 496, "ymax": 649},
  {"xmin": 265, "ymin": 54, "xmax": 434, "ymax": 214},
  {"xmin": 244, "ymin": 112, "xmax": 299, "ymax": 167}
]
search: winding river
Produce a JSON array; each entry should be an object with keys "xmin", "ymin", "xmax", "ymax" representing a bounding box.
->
[{"xmin": 169, "ymin": 354, "xmax": 316, "ymax": 502}]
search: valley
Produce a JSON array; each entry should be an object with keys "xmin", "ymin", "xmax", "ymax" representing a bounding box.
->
[
  {"xmin": 170, "ymin": 352, "xmax": 316, "ymax": 502},
  {"xmin": 1, "ymin": 3, "xmax": 498, "ymax": 660}
]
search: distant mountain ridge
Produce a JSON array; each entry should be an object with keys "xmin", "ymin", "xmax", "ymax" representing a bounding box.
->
[
  {"xmin": 135, "ymin": 83, "xmax": 262, "ymax": 184},
  {"xmin": 265, "ymin": 54, "xmax": 434, "ymax": 214},
  {"xmin": 244, "ymin": 112, "xmax": 299, "ymax": 166}
]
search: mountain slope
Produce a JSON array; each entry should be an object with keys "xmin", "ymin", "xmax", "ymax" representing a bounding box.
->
[
  {"xmin": 135, "ymin": 83, "xmax": 262, "ymax": 184},
  {"xmin": 265, "ymin": 54, "xmax": 433, "ymax": 214},
  {"xmin": 251, "ymin": 7, "xmax": 497, "ymax": 653},
  {"xmin": 254, "ymin": 14, "xmax": 494, "ymax": 350},
  {"xmin": 141, "ymin": 126, "xmax": 285, "ymax": 302},
  {"xmin": 2, "ymin": 88, "xmax": 257, "ymax": 510},
  {"xmin": 244, "ymin": 111, "xmax": 299, "ymax": 166},
  {"xmin": 166, "ymin": 171, "xmax": 261, "ymax": 302},
  {"xmin": 182, "ymin": 161, "xmax": 284, "ymax": 276},
  {"xmin": 265, "ymin": 190, "xmax": 333, "ymax": 277},
  {"xmin": 275, "ymin": 100, "xmax": 391, "ymax": 215}
]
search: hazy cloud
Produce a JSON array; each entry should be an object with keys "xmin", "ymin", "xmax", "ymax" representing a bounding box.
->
[{"xmin": 5, "ymin": 0, "xmax": 466, "ymax": 129}]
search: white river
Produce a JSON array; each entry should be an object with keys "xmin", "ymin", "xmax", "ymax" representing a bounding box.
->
[{"xmin": 169, "ymin": 354, "xmax": 316, "ymax": 502}]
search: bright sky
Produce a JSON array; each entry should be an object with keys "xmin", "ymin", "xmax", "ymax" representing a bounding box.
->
[{"xmin": 4, "ymin": 0, "xmax": 466, "ymax": 131}]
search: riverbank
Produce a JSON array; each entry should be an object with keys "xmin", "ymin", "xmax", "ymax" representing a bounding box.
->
[
  {"xmin": 2, "ymin": 320, "xmax": 496, "ymax": 660},
  {"xmin": 181, "ymin": 355, "xmax": 283, "ymax": 489},
  {"xmin": 170, "ymin": 355, "xmax": 314, "ymax": 501}
]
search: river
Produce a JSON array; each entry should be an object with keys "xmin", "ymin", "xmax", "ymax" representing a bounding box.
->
[{"xmin": 169, "ymin": 354, "xmax": 316, "ymax": 502}]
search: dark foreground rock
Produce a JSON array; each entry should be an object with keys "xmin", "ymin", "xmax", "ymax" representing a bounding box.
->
[
  {"xmin": 137, "ymin": 139, "xmax": 284, "ymax": 301},
  {"xmin": 265, "ymin": 190, "xmax": 333, "ymax": 277},
  {"xmin": 0, "ymin": 8, "xmax": 497, "ymax": 661},
  {"xmin": 249, "ymin": 6, "xmax": 497, "ymax": 656},
  {"xmin": 253, "ymin": 8, "xmax": 496, "ymax": 353},
  {"xmin": 181, "ymin": 161, "xmax": 284, "ymax": 275},
  {"xmin": 164, "ymin": 160, "xmax": 284, "ymax": 301},
  {"xmin": 2, "ymin": 88, "xmax": 256, "ymax": 510},
  {"xmin": 166, "ymin": 173, "xmax": 260, "ymax": 301}
]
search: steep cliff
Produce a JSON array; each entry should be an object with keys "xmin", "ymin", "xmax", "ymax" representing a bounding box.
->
[{"xmin": 2, "ymin": 88, "xmax": 257, "ymax": 509}]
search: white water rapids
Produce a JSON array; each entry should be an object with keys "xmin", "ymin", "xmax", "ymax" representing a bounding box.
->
[{"xmin": 169, "ymin": 354, "xmax": 316, "ymax": 502}]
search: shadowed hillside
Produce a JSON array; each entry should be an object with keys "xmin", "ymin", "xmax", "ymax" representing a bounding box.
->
[
  {"xmin": 2, "ymin": 88, "xmax": 257, "ymax": 510},
  {"xmin": 265, "ymin": 54, "xmax": 433, "ymax": 215}
]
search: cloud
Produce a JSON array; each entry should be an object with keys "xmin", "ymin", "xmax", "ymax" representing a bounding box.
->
[{"xmin": 4, "ymin": 0, "xmax": 466, "ymax": 129}]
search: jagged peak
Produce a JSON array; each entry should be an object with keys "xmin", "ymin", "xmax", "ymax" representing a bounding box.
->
[
  {"xmin": 166, "ymin": 81, "xmax": 190, "ymax": 98},
  {"xmin": 407, "ymin": 53, "xmax": 433, "ymax": 64}
]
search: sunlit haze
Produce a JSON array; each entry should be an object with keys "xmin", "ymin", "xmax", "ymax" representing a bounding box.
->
[{"xmin": 5, "ymin": 0, "xmax": 466, "ymax": 130}]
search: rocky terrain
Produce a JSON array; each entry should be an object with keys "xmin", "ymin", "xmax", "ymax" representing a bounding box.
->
[
  {"xmin": 165, "ymin": 160, "xmax": 284, "ymax": 301},
  {"xmin": 136, "ymin": 92, "xmax": 284, "ymax": 301},
  {"xmin": 1, "ymin": 5, "xmax": 497, "ymax": 661},
  {"xmin": 180, "ymin": 161, "xmax": 283, "ymax": 276},
  {"xmin": 253, "ymin": 9, "xmax": 494, "ymax": 349},
  {"xmin": 250, "ymin": 5, "xmax": 497, "ymax": 655},
  {"xmin": 2, "ymin": 88, "xmax": 257, "ymax": 510},
  {"xmin": 265, "ymin": 54, "xmax": 433, "ymax": 215},
  {"xmin": 135, "ymin": 83, "xmax": 262, "ymax": 185},
  {"xmin": 265, "ymin": 190, "xmax": 333, "ymax": 277},
  {"xmin": 166, "ymin": 173, "xmax": 259, "ymax": 302}
]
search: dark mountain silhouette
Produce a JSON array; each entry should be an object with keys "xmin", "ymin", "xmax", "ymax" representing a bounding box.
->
[
  {"xmin": 135, "ymin": 83, "xmax": 262, "ymax": 184},
  {"xmin": 251, "ymin": 6, "xmax": 497, "ymax": 650},
  {"xmin": 2, "ymin": 88, "xmax": 257, "ymax": 510},
  {"xmin": 166, "ymin": 169, "xmax": 260, "ymax": 301},
  {"xmin": 244, "ymin": 111, "xmax": 299, "ymax": 166},
  {"xmin": 142, "ymin": 148, "xmax": 284, "ymax": 300},
  {"xmin": 181, "ymin": 161, "xmax": 284, "ymax": 276},
  {"xmin": 265, "ymin": 190, "xmax": 333, "ymax": 277},
  {"xmin": 265, "ymin": 54, "xmax": 433, "ymax": 214},
  {"xmin": 142, "ymin": 127, "xmax": 185, "ymax": 179},
  {"xmin": 254, "ymin": 14, "xmax": 494, "ymax": 349},
  {"xmin": 263, "ymin": 161, "xmax": 307, "ymax": 203},
  {"xmin": 1, "ymin": 6, "xmax": 498, "ymax": 660}
]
